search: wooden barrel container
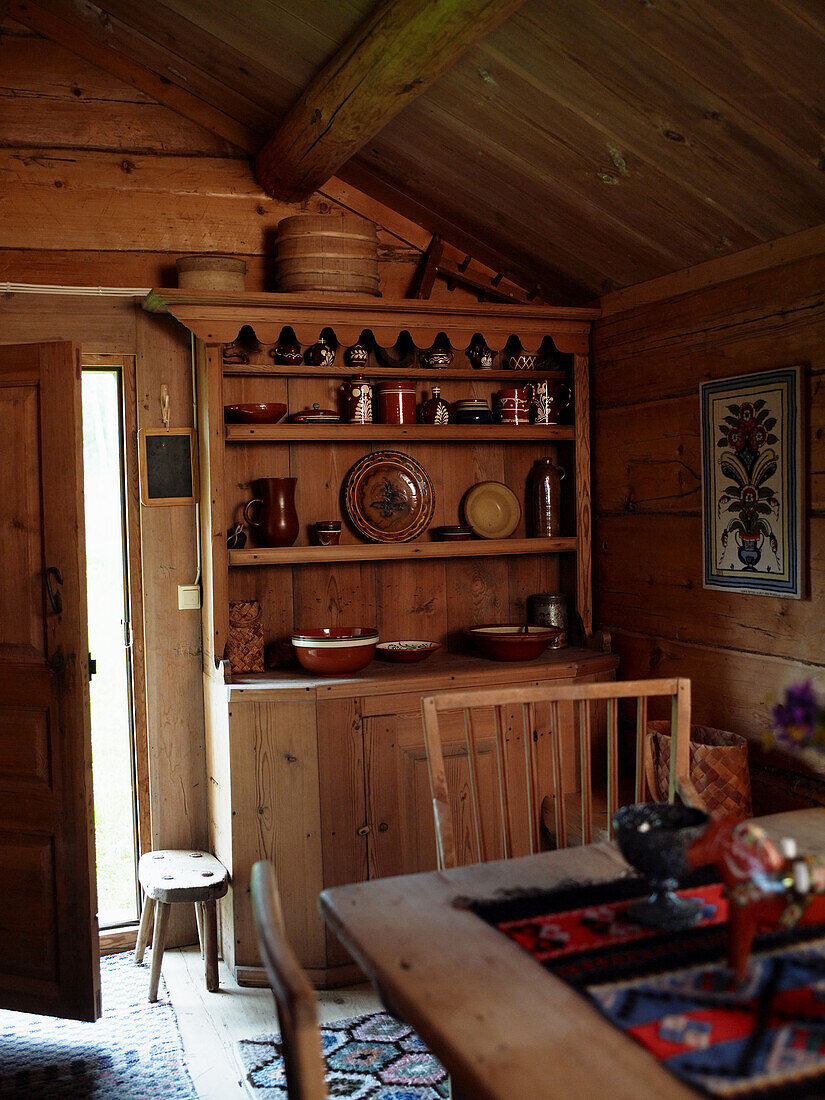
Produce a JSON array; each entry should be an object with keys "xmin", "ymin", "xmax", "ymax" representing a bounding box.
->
[
  {"xmin": 275, "ymin": 213, "xmax": 380, "ymax": 295},
  {"xmin": 176, "ymin": 255, "xmax": 246, "ymax": 291}
]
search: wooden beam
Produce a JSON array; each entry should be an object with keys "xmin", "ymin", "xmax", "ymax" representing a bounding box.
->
[
  {"xmin": 255, "ymin": 0, "xmax": 526, "ymax": 202},
  {"xmin": 12, "ymin": 0, "xmax": 546, "ymax": 304}
]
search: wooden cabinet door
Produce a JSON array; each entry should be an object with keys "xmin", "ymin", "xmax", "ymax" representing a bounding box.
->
[
  {"xmin": 0, "ymin": 342, "xmax": 99, "ymax": 1020},
  {"xmin": 365, "ymin": 706, "xmax": 515, "ymax": 876}
]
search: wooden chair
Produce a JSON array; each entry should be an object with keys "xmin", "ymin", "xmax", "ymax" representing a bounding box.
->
[
  {"xmin": 421, "ymin": 676, "xmax": 705, "ymax": 870},
  {"xmin": 250, "ymin": 860, "xmax": 327, "ymax": 1100},
  {"xmin": 134, "ymin": 849, "xmax": 228, "ymax": 1002}
]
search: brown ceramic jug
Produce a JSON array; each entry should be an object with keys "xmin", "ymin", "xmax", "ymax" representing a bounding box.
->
[
  {"xmin": 530, "ymin": 459, "xmax": 564, "ymax": 537},
  {"xmin": 243, "ymin": 477, "xmax": 299, "ymax": 547}
]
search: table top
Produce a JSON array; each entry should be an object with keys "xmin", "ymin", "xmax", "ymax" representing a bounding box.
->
[{"xmin": 320, "ymin": 808, "xmax": 825, "ymax": 1100}]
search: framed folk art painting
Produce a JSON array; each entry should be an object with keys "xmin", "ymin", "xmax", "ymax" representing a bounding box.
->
[{"xmin": 700, "ymin": 366, "xmax": 803, "ymax": 598}]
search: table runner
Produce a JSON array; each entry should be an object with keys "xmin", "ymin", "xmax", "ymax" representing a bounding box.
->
[{"xmin": 470, "ymin": 875, "xmax": 825, "ymax": 1098}]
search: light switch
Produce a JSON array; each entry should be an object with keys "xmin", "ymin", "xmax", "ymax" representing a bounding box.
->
[{"xmin": 177, "ymin": 584, "xmax": 201, "ymax": 610}]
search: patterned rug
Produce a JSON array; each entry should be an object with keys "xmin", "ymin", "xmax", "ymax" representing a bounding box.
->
[
  {"xmin": 235, "ymin": 1010, "xmax": 449, "ymax": 1099},
  {"xmin": 0, "ymin": 951, "xmax": 197, "ymax": 1099}
]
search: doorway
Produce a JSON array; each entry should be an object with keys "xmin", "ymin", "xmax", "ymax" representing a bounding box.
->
[{"xmin": 81, "ymin": 364, "xmax": 141, "ymax": 928}]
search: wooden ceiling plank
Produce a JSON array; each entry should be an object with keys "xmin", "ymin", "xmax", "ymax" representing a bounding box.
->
[
  {"xmin": 360, "ymin": 111, "xmax": 720, "ymax": 280},
  {"xmin": 338, "ymin": 159, "xmax": 601, "ymax": 302},
  {"xmin": 254, "ymin": 0, "xmax": 528, "ymax": 202},
  {"xmin": 62, "ymin": 0, "xmax": 286, "ymax": 131},
  {"xmin": 404, "ymin": 57, "xmax": 761, "ymax": 262},
  {"xmin": 10, "ymin": 0, "xmax": 263, "ymax": 151},
  {"xmin": 493, "ymin": 3, "xmax": 825, "ymax": 237},
  {"xmin": 582, "ymin": 0, "xmax": 825, "ymax": 189}
]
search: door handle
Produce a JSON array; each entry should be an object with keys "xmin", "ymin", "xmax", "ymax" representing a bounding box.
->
[
  {"xmin": 45, "ymin": 566, "xmax": 63, "ymax": 614},
  {"xmin": 88, "ymin": 653, "xmax": 97, "ymax": 681}
]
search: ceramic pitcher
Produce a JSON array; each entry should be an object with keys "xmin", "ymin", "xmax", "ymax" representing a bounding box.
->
[
  {"xmin": 496, "ymin": 384, "xmax": 534, "ymax": 425},
  {"xmin": 243, "ymin": 477, "xmax": 299, "ymax": 547}
]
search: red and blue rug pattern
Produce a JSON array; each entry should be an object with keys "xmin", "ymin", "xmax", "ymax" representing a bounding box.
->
[
  {"xmin": 471, "ymin": 875, "xmax": 825, "ymax": 1098},
  {"xmin": 235, "ymin": 1010, "xmax": 449, "ymax": 1099}
]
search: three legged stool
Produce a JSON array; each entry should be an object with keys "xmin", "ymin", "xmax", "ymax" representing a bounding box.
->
[{"xmin": 135, "ymin": 849, "xmax": 229, "ymax": 1002}]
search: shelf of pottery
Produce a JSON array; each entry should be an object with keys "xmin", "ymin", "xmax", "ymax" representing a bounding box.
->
[{"xmin": 221, "ymin": 325, "xmax": 581, "ymax": 568}]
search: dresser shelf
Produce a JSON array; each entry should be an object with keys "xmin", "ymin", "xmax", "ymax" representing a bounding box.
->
[
  {"xmin": 225, "ymin": 423, "xmax": 575, "ymax": 442},
  {"xmin": 229, "ymin": 536, "xmax": 577, "ymax": 566}
]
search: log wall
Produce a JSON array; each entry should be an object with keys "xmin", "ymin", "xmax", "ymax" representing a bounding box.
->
[
  {"xmin": 592, "ymin": 246, "xmax": 825, "ymax": 803},
  {"xmin": 0, "ymin": 17, "xmax": 470, "ymax": 942}
]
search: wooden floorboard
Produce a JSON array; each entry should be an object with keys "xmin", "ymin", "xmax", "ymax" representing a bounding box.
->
[{"xmin": 163, "ymin": 947, "xmax": 381, "ymax": 1099}]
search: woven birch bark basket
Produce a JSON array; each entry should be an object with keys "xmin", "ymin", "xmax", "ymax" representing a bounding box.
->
[{"xmin": 645, "ymin": 721, "xmax": 753, "ymax": 820}]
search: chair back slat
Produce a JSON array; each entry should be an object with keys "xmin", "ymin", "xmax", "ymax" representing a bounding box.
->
[
  {"xmin": 463, "ymin": 707, "xmax": 486, "ymax": 861},
  {"xmin": 634, "ymin": 696, "xmax": 648, "ymax": 803},
  {"xmin": 250, "ymin": 861, "xmax": 327, "ymax": 1100},
  {"xmin": 606, "ymin": 699, "xmax": 619, "ymax": 841},
  {"xmin": 421, "ymin": 677, "xmax": 706, "ymax": 870},
  {"xmin": 578, "ymin": 699, "xmax": 593, "ymax": 846}
]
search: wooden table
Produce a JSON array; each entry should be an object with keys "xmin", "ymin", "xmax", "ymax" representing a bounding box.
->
[{"xmin": 320, "ymin": 808, "xmax": 825, "ymax": 1100}]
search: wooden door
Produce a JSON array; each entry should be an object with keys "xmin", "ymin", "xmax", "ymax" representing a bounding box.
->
[{"xmin": 0, "ymin": 342, "xmax": 99, "ymax": 1020}]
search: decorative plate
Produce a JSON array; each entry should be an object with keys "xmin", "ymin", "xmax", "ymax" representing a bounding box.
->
[
  {"xmin": 343, "ymin": 450, "xmax": 435, "ymax": 543},
  {"xmin": 462, "ymin": 481, "xmax": 521, "ymax": 539},
  {"xmin": 376, "ymin": 640, "xmax": 441, "ymax": 663}
]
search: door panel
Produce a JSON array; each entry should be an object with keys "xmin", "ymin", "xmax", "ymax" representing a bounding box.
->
[{"xmin": 0, "ymin": 342, "xmax": 99, "ymax": 1021}]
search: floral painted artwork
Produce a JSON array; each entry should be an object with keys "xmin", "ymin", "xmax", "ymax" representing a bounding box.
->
[{"xmin": 700, "ymin": 367, "xmax": 803, "ymax": 597}]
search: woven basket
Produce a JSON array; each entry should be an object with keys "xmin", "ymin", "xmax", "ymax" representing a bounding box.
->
[
  {"xmin": 226, "ymin": 601, "xmax": 264, "ymax": 673},
  {"xmin": 645, "ymin": 721, "xmax": 752, "ymax": 820}
]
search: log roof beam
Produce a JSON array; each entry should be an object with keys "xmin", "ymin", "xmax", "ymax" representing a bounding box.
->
[{"xmin": 255, "ymin": 0, "xmax": 526, "ymax": 203}]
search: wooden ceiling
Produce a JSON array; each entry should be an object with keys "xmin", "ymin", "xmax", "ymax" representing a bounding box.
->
[{"xmin": 15, "ymin": 0, "xmax": 825, "ymax": 303}]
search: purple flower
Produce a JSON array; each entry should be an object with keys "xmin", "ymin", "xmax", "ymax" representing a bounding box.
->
[{"xmin": 769, "ymin": 681, "xmax": 825, "ymax": 752}]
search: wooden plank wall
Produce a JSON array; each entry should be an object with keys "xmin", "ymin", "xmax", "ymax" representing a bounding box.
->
[
  {"xmin": 0, "ymin": 17, "xmax": 472, "ymax": 941},
  {"xmin": 592, "ymin": 245, "xmax": 825, "ymax": 795},
  {"xmin": 0, "ymin": 16, "xmax": 429, "ymax": 296}
]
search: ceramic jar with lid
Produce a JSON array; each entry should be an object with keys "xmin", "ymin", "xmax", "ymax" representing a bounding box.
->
[
  {"xmin": 341, "ymin": 376, "xmax": 373, "ymax": 423},
  {"xmin": 377, "ymin": 380, "xmax": 417, "ymax": 424}
]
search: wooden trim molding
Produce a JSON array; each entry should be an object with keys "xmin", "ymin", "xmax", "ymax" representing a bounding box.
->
[{"xmin": 598, "ymin": 223, "xmax": 825, "ymax": 316}]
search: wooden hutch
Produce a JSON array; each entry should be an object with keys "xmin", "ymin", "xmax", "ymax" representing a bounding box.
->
[{"xmin": 143, "ymin": 290, "xmax": 617, "ymax": 986}]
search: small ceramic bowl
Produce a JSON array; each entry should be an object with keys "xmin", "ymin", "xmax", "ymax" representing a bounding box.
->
[
  {"xmin": 314, "ymin": 521, "xmax": 342, "ymax": 546},
  {"xmin": 465, "ymin": 624, "xmax": 561, "ymax": 661},
  {"xmin": 453, "ymin": 400, "xmax": 493, "ymax": 425},
  {"xmin": 224, "ymin": 403, "xmax": 287, "ymax": 424},
  {"xmin": 291, "ymin": 627, "xmax": 378, "ymax": 675},
  {"xmin": 432, "ymin": 525, "xmax": 474, "ymax": 541},
  {"xmin": 376, "ymin": 641, "xmax": 441, "ymax": 663}
]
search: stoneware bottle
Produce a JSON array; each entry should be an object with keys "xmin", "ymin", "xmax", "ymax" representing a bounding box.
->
[
  {"xmin": 530, "ymin": 459, "xmax": 564, "ymax": 538},
  {"xmin": 420, "ymin": 385, "xmax": 450, "ymax": 424}
]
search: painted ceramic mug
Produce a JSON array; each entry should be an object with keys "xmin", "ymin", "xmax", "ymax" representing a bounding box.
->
[
  {"xmin": 496, "ymin": 384, "xmax": 534, "ymax": 425},
  {"xmin": 533, "ymin": 380, "xmax": 572, "ymax": 425}
]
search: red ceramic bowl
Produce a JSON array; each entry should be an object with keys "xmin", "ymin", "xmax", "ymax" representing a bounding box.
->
[
  {"xmin": 224, "ymin": 403, "xmax": 287, "ymax": 424},
  {"xmin": 376, "ymin": 641, "xmax": 441, "ymax": 663},
  {"xmin": 291, "ymin": 627, "xmax": 378, "ymax": 675},
  {"xmin": 465, "ymin": 624, "xmax": 561, "ymax": 661}
]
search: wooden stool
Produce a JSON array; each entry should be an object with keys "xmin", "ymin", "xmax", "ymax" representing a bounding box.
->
[{"xmin": 135, "ymin": 849, "xmax": 229, "ymax": 1002}]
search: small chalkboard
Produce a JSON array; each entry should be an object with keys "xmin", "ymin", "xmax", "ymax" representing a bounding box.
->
[{"xmin": 138, "ymin": 428, "xmax": 198, "ymax": 506}]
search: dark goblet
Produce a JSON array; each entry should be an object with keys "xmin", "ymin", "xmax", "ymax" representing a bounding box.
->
[{"xmin": 612, "ymin": 802, "xmax": 710, "ymax": 932}]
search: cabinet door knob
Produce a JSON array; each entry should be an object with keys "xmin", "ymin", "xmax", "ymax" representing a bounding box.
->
[{"xmin": 356, "ymin": 824, "xmax": 371, "ymax": 836}]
